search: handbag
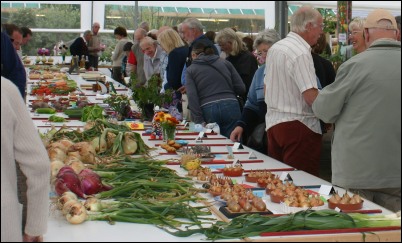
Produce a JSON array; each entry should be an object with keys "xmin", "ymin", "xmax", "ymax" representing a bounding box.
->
[{"xmin": 204, "ymin": 63, "xmax": 245, "ymax": 111}]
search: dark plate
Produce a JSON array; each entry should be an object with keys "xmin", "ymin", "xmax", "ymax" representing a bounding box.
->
[{"xmin": 219, "ymin": 206, "xmax": 272, "ymax": 218}]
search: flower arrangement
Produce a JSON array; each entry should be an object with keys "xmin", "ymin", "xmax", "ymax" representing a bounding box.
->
[
  {"xmin": 38, "ymin": 48, "xmax": 50, "ymax": 56},
  {"xmin": 153, "ymin": 112, "xmax": 179, "ymax": 141},
  {"xmin": 103, "ymin": 93, "xmax": 133, "ymax": 121}
]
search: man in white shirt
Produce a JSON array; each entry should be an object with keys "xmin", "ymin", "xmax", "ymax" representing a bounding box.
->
[{"xmin": 264, "ymin": 6, "xmax": 323, "ymax": 176}]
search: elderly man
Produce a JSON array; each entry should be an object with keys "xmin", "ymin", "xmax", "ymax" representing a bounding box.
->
[
  {"xmin": 264, "ymin": 6, "xmax": 323, "ymax": 176},
  {"xmin": 87, "ymin": 22, "xmax": 104, "ymax": 70},
  {"xmin": 70, "ymin": 30, "xmax": 92, "ymax": 59},
  {"xmin": 313, "ymin": 9, "xmax": 401, "ymax": 212},
  {"xmin": 139, "ymin": 36, "xmax": 166, "ymax": 82},
  {"xmin": 132, "ymin": 28, "xmax": 148, "ymax": 86}
]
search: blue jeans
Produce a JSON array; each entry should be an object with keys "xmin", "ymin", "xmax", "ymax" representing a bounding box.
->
[{"xmin": 201, "ymin": 99, "xmax": 241, "ymax": 138}]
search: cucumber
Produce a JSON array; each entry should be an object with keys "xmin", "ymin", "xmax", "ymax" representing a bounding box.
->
[
  {"xmin": 64, "ymin": 108, "xmax": 83, "ymax": 118},
  {"xmin": 35, "ymin": 108, "xmax": 56, "ymax": 114}
]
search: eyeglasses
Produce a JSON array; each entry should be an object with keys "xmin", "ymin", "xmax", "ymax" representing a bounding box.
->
[
  {"xmin": 349, "ymin": 31, "xmax": 363, "ymax": 36},
  {"xmin": 257, "ymin": 49, "xmax": 268, "ymax": 56}
]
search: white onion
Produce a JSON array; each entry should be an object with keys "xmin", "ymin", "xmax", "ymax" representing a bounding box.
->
[
  {"xmin": 48, "ymin": 147, "xmax": 67, "ymax": 162},
  {"xmin": 66, "ymin": 202, "xmax": 88, "ymax": 224},
  {"xmin": 50, "ymin": 160, "xmax": 65, "ymax": 180}
]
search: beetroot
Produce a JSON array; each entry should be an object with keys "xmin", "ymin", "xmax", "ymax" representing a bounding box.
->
[{"xmin": 55, "ymin": 171, "xmax": 86, "ymax": 198}]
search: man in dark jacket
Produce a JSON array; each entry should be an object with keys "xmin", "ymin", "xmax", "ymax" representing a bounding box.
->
[{"xmin": 70, "ymin": 30, "xmax": 92, "ymax": 59}]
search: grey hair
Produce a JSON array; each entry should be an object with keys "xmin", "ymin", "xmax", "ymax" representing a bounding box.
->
[
  {"xmin": 83, "ymin": 30, "xmax": 93, "ymax": 36},
  {"xmin": 139, "ymin": 36, "xmax": 157, "ymax": 48},
  {"xmin": 135, "ymin": 28, "xmax": 147, "ymax": 36},
  {"xmin": 182, "ymin": 18, "xmax": 205, "ymax": 31},
  {"xmin": 253, "ymin": 29, "xmax": 281, "ymax": 49},
  {"xmin": 349, "ymin": 17, "xmax": 366, "ymax": 31},
  {"xmin": 290, "ymin": 5, "xmax": 322, "ymax": 33},
  {"xmin": 215, "ymin": 27, "xmax": 246, "ymax": 56}
]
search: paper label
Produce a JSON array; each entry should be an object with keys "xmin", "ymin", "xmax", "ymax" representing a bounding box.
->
[
  {"xmin": 279, "ymin": 172, "xmax": 293, "ymax": 181},
  {"xmin": 248, "ymin": 152, "xmax": 257, "ymax": 159},
  {"xmin": 233, "ymin": 142, "xmax": 240, "ymax": 150},
  {"xmin": 319, "ymin": 185, "xmax": 335, "ymax": 195}
]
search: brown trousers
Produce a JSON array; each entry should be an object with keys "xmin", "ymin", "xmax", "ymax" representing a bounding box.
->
[{"xmin": 267, "ymin": 120, "xmax": 322, "ymax": 177}]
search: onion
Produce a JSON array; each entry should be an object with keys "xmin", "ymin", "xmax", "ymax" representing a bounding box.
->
[
  {"xmin": 66, "ymin": 202, "xmax": 88, "ymax": 224},
  {"xmin": 69, "ymin": 142, "xmax": 96, "ymax": 164},
  {"xmin": 69, "ymin": 161, "xmax": 86, "ymax": 174},
  {"xmin": 55, "ymin": 169, "xmax": 86, "ymax": 198},
  {"xmin": 64, "ymin": 155, "xmax": 81, "ymax": 165},
  {"xmin": 122, "ymin": 132, "xmax": 138, "ymax": 155},
  {"xmin": 58, "ymin": 139, "xmax": 74, "ymax": 150},
  {"xmin": 62, "ymin": 199, "xmax": 79, "ymax": 215},
  {"xmin": 48, "ymin": 141, "xmax": 67, "ymax": 152},
  {"xmin": 67, "ymin": 151, "xmax": 81, "ymax": 160},
  {"xmin": 79, "ymin": 169, "xmax": 113, "ymax": 195},
  {"xmin": 50, "ymin": 160, "xmax": 65, "ymax": 181},
  {"xmin": 91, "ymin": 136, "xmax": 106, "ymax": 153},
  {"xmin": 57, "ymin": 193, "xmax": 77, "ymax": 210},
  {"xmin": 48, "ymin": 147, "xmax": 67, "ymax": 162},
  {"xmin": 83, "ymin": 197, "xmax": 103, "ymax": 212}
]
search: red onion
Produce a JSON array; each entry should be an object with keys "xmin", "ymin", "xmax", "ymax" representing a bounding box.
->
[
  {"xmin": 79, "ymin": 169, "xmax": 112, "ymax": 195},
  {"xmin": 55, "ymin": 170, "xmax": 86, "ymax": 198}
]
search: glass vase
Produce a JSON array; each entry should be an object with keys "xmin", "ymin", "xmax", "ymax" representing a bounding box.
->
[{"xmin": 162, "ymin": 125, "xmax": 176, "ymax": 142}]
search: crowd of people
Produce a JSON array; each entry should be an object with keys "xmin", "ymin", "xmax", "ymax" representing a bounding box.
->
[{"xmin": 1, "ymin": 6, "xmax": 401, "ymax": 241}]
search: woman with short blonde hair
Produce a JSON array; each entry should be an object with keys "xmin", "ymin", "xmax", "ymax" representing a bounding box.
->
[
  {"xmin": 157, "ymin": 29, "xmax": 185, "ymax": 54},
  {"xmin": 157, "ymin": 28, "xmax": 189, "ymax": 113}
]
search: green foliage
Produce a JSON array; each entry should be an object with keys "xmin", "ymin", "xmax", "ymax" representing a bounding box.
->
[
  {"xmin": 317, "ymin": 8, "xmax": 337, "ymax": 34},
  {"xmin": 9, "ymin": 8, "xmax": 36, "ymax": 27},
  {"xmin": 130, "ymin": 73, "xmax": 173, "ymax": 110},
  {"xmin": 7, "ymin": 5, "xmax": 81, "ymax": 56}
]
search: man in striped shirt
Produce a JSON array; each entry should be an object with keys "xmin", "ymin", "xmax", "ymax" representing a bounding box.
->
[{"xmin": 264, "ymin": 6, "xmax": 323, "ymax": 176}]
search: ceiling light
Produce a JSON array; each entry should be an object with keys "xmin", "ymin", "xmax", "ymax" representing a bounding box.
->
[{"xmin": 198, "ymin": 18, "xmax": 229, "ymax": 22}]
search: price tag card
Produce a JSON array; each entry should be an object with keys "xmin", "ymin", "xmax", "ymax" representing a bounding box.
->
[
  {"xmin": 232, "ymin": 159, "xmax": 241, "ymax": 167},
  {"xmin": 318, "ymin": 185, "xmax": 335, "ymax": 196},
  {"xmin": 226, "ymin": 145, "xmax": 234, "ymax": 159},
  {"xmin": 233, "ymin": 142, "xmax": 240, "ymax": 150},
  {"xmin": 279, "ymin": 172, "xmax": 293, "ymax": 182},
  {"xmin": 248, "ymin": 152, "xmax": 257, "ymax": 159},
  {"xmin": 194, "ymin": 132, "xmax": 204, "ymax": 143}
]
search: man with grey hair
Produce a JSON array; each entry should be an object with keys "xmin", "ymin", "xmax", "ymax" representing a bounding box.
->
[
  {"xmin": 70, "ymin": 30, "xmax": 92, "ymax": 60},
  {"xmin": 87, "ymin": 22, "xmax": 104, "ymax": 70},
  {"xmin": 132, "ymin": 28, "xmax": 147, "ymax": 86},
  {"xmin": 313, "ymin": 9, "xmax": 401, "ymax": 212},
  {"xmin": 178, "ymin": 18, "xmax": 218, "ymax": 119},
  {"xmin": 264, "ymin": 6, "xmax": 323, "ymax": 176},
  {"xmin": 139, "ymin": 36, "xmax": 165, "ymax": 81},
  {"xmin": 181, "ymin": 18, "xmax": 218, "ymax": 67}
]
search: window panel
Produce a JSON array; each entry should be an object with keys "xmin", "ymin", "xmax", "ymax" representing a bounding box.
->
[
  {"xmin": 229, "ymin": 9, "xmax": 242, "ymax": 14},
  {"xmin": 241, "ymin": 9, "xmax": 255, "ymax": 15}
]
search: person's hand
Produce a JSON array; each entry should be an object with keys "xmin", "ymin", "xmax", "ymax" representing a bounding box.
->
[
  {"xmin": 177, "ymin": 86, "xmax": 186, "ymax": 94},
  {"xmin": 23, "ymin": 234, "xmax": 43, "ymax": 242},
  {"xmin": 230, "ymin": 126, "xmax": 243, "ymax": 142}
]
